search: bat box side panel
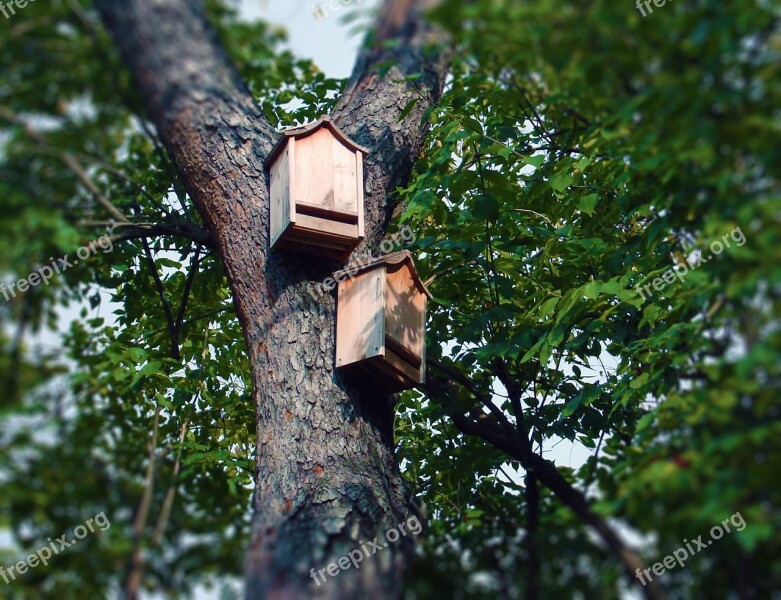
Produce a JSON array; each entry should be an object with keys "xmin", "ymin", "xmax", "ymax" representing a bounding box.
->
[
  {"xmin": 356, "ymin": 153, "xmax": 365, "ymax": 239},
  {"xmin": 384, "ymin": 261, "xmax": 426, "ymax": 369},
  {"xmin": 269, "ymin": 143, "xmax": 291, "ymax": 247},
  {"xmin": 331, "ymin": 136, "xmax": 359, "ymax": 216},
  {"xmin": 336, "ymin": 268, "xmax": 386, "ymax": 369}
]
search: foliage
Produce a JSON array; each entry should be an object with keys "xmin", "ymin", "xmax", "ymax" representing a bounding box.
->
[
  {"xmin": 397, "ymin": 0, "xmax": 781, "ymax": 597},
  {"xmin": 0, "ymin": 0, "xmax": 779, "ymax": 598}
]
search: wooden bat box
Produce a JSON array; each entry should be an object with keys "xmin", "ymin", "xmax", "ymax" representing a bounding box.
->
[
  {"xmin": 335, "ymin": 251, "xmax": 431, "ymax": 392},
  {"xmin": 264, "ymin": 116, "xmax": 368, "ymax": 261}
]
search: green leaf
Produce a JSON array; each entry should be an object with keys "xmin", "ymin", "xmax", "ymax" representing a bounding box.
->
[
  {"xmin": 629, "ymin": 373, "xmax": 649, "ymax": 389},
  {"xmin": 549, "ymin": 173, "xmax": 574, "ymax": 193},
  {"xmin": 578, "ymin": 194, "xmax": 599, "ymax": 216}
]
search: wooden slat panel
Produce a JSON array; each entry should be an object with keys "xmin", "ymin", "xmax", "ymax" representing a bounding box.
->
[
  {"xmin": 294, "ymin": 213, "xmax": 359, "ymax": 239},
  {"xmin": 362, "ymin": 358, "xmax": 414, "ymax": 391},
  {"xmin": 340, "ymin": 358, "xmax": 407, "ymax": 392},
  {"xmin": 383, "ymin": 346, "xmax": 422, "ymax": 385},
  {"xmin": 288, "ymin": 138, "xmax": 296, "ymax": 224},
  {"xmin": 276, "ymin": 238, "xmax": 352, "ymax": 260},
  {"xmin": 385, "ymin": 335, "xmax": 421, "ymax": 368},
  {"xmin": 269, "ymin": 144, "xmax": 291, "ymax": 247},
  {"xmin": 282, "ymin": 227, "xmax": 361, "ymax": 260},
  {"xmin": 294, "ymin": 128, "xmax": 334, "ymax": 210},
  {"xmin": 336, "ymin": 269, "xmax": 385, "ymax": 368},
  {"xmin": 333, "ymin": 136, "xmax": 358, "ymax": 214},
  {"xmin": 385, "ymin": 262, "xmax": 425, "ymax": 362},
  {"xmin": 282, "ymin": 237, "xmax": 346, "ymax": 252}
]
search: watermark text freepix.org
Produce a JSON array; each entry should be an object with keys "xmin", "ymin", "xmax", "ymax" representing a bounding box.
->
[
  {"xmin": 0, "ymin": 233, "xmax": 113, "ymax": 302},
  {"xmin": 0, "ymin": 0, "xmax": 35, "ymax": 21},
  {"xmin": 635, "ymin": 511, "xmax": 746, "ymax": 586},
  {"xmin": 310, "ymin": 515, "xmax": 422, "ymax": 586},
  {"xmin": 306, "ymin": 225, "xmax": 416, "ymax": 302},
  {"xmin": 635, "ymin": 226, "xmax": 745, "ymax": 302},
  {"xmin": 636, "ymin": 0, "xmax": 673, "ymax": 18},
  {"xmin": 0, "ymin": 511, "xmax": 110, "ymax": 584}
]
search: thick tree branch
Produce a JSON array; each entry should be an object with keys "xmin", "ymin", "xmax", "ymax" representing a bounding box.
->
[
  {"xmin": 493, "ymin": 357, "xmax": 528, "ymax": 434},
  {"xmin": 428, "ymin": 357, "xmax": 518, "ymax": 439},
  {"xmin": 333, "ymin": 0, "xmax": 452, "ymax": 246},
  {"xmin": 424, "ymin": 364, "xmax": 666, "ymax": 600},
  {"xmin": 79, "ymin": 220, "xmax": 213, "ymax": 247},
  {"xmin": 94, "ymin": 0, "xmax": 275, "ymax": 333}
]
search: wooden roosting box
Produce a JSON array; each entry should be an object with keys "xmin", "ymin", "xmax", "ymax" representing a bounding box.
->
[
  {"xmin": 264, "ymin": 116, "xmax": 368, "ymax": 260},
  {"xmin": 335, "ymin": 251, "xmax": 432, "ymax": 392}
]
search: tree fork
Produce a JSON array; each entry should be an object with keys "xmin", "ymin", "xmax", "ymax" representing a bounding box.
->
[{"xmin": 93, "ymin": 0, "xmax": 450, "ymax": 598}]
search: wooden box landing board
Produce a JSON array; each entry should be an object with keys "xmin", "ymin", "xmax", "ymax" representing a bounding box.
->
[
  {"xmin": 335, "ymin": 251, "xmax": 432, "ymax": 392},
  {"xmin": 264, "ymin": 115, "xmax": 368, "ymax": 261}
]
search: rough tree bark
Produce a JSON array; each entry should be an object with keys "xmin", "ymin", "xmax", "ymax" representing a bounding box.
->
[{"xmin": 93, "ymin": 0, "xmax": 450, "ymax": 598}]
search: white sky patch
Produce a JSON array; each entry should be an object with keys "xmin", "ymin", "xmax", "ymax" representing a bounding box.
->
[{"xmin": 239, "ymin": 0, "xmax": 380, "ymax": 79}]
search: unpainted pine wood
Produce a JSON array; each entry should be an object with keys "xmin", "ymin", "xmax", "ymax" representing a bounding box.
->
[
  {"xmin": 269, "ymin": 144, "xmax": 291, "ymax": 246},
  {"xmin": 284, "ymin": 230, "xmax": 351, "ymax": 248},
  {"xmin": 294, "ymin": 127, "xmax": 335, "ymax": 210},
  {"xmin": 294, "ymin": 214, "xmax": 358, "ymax": 239},
  {"xmin": 383, "ymin": 345, "xmax": 421, "ymax": 385},
  {"xmin": 356, "ymin": 152, "xmax": 365, "ymax": 239},
  {"xmin": 332, "ymin": 135, "xmax": 359, "ymax": 215},
  {"xmin": 336, "ymin": 269, "xmax": 385, "ymax": 367},
  {"xmin": 384, "ymin": 261, "xmax": 426, "ymax": 362},
  {"xmin": 288, "ymin": 137, "xmax": 297, "ymax": 225},
  {"xmin": 281, "ymin": 222, "xmax": 361, "ymax": 260},
  {"xmin": 358, "ymin": 355, "xmax": 415, "ymax": 391},
  {"xmin": 385, "ymin": 335, "xmax": 421, "ymax": 369},
  {"xmin": 277, "ymin": 239, "xmax": 350, "ymax": 260},
  {"xmin": 295, "ymin": 203, "xmax": 358, "ymax": 224}
]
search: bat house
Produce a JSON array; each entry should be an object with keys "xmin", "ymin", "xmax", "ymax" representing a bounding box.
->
[
  {"xmin": 265, "ymin": 115, "xmax": 368, "ymax": 260},
  {"xmin": 335, "ymin": 251, "xmax": 431, "ymax": 391}
]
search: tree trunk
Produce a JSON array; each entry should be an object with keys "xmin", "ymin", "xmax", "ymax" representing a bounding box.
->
[{"xmin": 93, "ymin": 1, "xmax": 450, "ymax": 598}]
